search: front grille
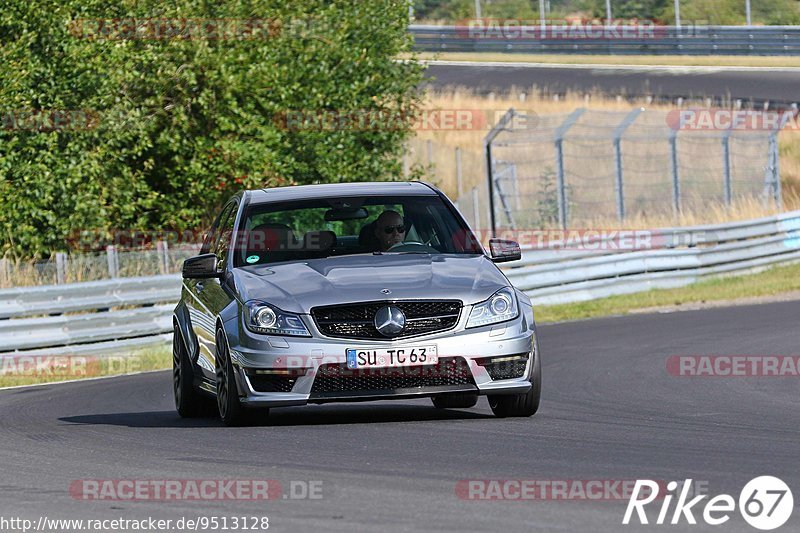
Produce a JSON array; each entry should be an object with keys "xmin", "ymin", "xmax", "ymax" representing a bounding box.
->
[
  {"xmin": 481, "ymin": 354, "xmax": 529, "ymax": 380},
  {"xmin": 245, "ymin": 371, "xmax": 300, "ymax": 393},
  {"xmin": 311, "ymin": 300, "xmax": 461, "ymax": 340},
  {"xmin": 310, "ymin": 357, "xmax": 474, "ymax": 395}
]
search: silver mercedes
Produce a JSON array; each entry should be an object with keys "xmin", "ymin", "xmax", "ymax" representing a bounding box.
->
[{"xmin": 173, "ymin": 181, "xmax": 541, "ymax": 425}]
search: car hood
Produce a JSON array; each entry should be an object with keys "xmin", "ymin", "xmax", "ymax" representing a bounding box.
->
[{"xmin": 232, "ymin": 254, "xmax": 509, "ymax": 314}]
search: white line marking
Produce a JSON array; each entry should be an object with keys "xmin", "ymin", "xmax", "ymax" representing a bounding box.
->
[{"xmin": 420, "ymin": 59, "xmax": 800, "ymax": 73}]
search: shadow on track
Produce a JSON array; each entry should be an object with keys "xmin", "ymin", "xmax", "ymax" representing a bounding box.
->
[{"xmin": 59, "ymin": 403, "xmax": 492, "ymax": 428}]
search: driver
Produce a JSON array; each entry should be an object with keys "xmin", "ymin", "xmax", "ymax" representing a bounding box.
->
[{"xmin": 374, "ymin": 210, "xmax": 405, "ymax": 251}]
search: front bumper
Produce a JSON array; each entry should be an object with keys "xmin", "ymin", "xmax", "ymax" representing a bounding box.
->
[{"xmin": 226, "ymin": 303, "xmax": 536, "ymax": 408}]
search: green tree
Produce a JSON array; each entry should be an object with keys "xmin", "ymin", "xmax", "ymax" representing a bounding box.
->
[{"xmin": 0, "ymin": 0, "xmax": 424, "ymax": 258}]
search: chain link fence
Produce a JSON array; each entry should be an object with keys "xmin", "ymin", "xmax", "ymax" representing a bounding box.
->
[
  {"xmin": 0, "ymin": 243, "xmax": 200, "ymax": 288},
  {"xmin": 486, "ymin": 107, "xmax": 784, "ymax": 230}
]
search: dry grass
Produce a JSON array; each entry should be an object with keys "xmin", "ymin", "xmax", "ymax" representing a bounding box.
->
[
  {"xmin": 536, "ymin": 260, "xmax": 800, "ymax": 323},
  {"xmin": 0, "ymin": 247, "xmax": 197, "ymax": 289},
  {"xmin": 409, "ymin": 52, "xmax": 800, "ymax": 68},
  {"xmin": 0, "ymin": 347, "xmax": 171, "ymax": 388},
  {"xmin": 409, "ymin": 89, "xmax": 800, "ymax": 227}
]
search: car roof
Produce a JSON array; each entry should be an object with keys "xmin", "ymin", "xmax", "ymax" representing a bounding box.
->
[{"xmin": 245, "ymin": 181, "xmax": 438, "ymax": 204}]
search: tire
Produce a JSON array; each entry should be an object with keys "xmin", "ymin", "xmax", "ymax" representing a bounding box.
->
[
  {"xmin": 431, "ymin": 393, "xmax": 479, "ymax": 409},
  {"xmin": 173, "ymin": 325, "xmax": 214, "ymax": 418},
  {"xmin": 488, "ymin": 347, "xmax": 541, "ymax": 418},
  {"xmin": 215, "ymin": 328, "xmax": 267, "ymax": 426}
]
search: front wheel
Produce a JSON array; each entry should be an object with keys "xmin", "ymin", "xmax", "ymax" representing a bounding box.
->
[
  {"xmin": 488, "ymin": 348, "xmax": 541, "ymax": 418},
  {"xmin": 215, "ymin": 328, "xmax": 267, "ymax": 426},
  {"xmin": 173, "ymin": 325, "xmax": 214, "ymax": 417}
]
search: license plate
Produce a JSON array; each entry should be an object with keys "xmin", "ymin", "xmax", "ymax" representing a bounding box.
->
[{"xmin": 346, "ymin": 346, "xmax": 438, "ymax": 369}]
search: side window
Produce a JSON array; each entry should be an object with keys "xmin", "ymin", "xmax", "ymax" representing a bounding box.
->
[
  {"xmin": 200, "ymin": 202, "xmax": 234, "ymax": 255},
  {"xmin": 214, "ymin": 202, "xmax": 238, "ymax": 267}
]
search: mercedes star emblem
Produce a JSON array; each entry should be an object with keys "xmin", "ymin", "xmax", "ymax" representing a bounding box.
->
[{"xmin": 374, "ymin": 306, "xmax": 405, "ymax": 336}]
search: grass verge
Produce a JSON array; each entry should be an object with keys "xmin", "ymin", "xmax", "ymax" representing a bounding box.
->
[
  {"xmin": 0, "ymin": 346, "xmax": 171, "ymax": 388},
  {"xmin": 411, "ymin": 52, "xmax": 800, "ymax": 68},
  {"xmin": 535, "ymin": 261, "xmax": 800, "ymax": 323}
]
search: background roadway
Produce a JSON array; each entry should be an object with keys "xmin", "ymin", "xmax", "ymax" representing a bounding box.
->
[{"xmin": 424, "ymin": 62, "xmax": 800, "ymax": 106}]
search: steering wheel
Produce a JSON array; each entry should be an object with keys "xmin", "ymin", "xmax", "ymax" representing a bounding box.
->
[{"xmin": 388, "ymin": 241, "xmax": 437, "ymax": 252}]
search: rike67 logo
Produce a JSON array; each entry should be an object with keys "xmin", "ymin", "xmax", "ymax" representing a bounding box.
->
[{"xmin": 624, "ymin": 476, "xmax": 793, "ymax": 530}]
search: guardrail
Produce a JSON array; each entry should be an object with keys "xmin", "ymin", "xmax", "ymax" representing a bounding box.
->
[
  {"xmin": 1, "ymin": 210, "xmax": 799, "ymax": 355},
  {"xmin": 504, "ymin": 210, "xmax": 800, "ymax": 305},
  {"xmin": 0, "ymin": 276, "xmax": 181, "ymax": 356},
  {"xmin": 410, "ymin": 24, "xmax": 800, "ymax": 55}
]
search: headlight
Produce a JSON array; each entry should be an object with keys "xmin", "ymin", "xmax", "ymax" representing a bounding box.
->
[
  {"xmin": 244, "ymin": 301, "xmax": 310, "ymax": 337},
  {"xmin": 466, "ymin": 287, "xmax": 519, "ymax": 328}
]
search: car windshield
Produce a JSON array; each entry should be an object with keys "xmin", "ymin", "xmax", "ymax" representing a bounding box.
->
[{"xmin": 234, "ymin": 194, "xmax": 483, "ymax": 267}]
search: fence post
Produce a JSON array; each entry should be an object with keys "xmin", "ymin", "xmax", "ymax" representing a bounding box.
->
[
  {"xmin": 669, "ymin": 130, "xmax": 681, "ymax": 215},
  {"xmin": 554, "ymin": 140, "xmax": 567, "ymax": 229},
  {"xmin": 472, "ymin": 187, "xmax": 480, "ymax": 230},
  {"xmin": 55, "ymin": 252, "xmax": 68, "ymax": 284},
  {"xmin": 769, "ymin": 114, "xmax": 789, "ymax": 207},
  {"xmin": 484, "ymin": 108, "xmax": 518, "ymax": 237},
  {"xmin": 402, "ymin": 152, "xmax": 409, "ymax": 178},
  {"xmin": 612, "ymin": 108, "xmax": 643, "ymax": 222},
  {"xmin": 767, "ymin": 133, "xmax": 782, "ymax": 206},
  {"xmin": 773, "ymin": 134, "xmax": 782, "ymax": 206},
  {"xmin": 106, "ymin": 245, "xmax": 119, "ymax": 278},
  {"xmin": 493, "ymin": 164, "xmax": 518, "ymax": 229},
  {"xmin": 455, "ymin": 147, "xmax": 463, "ymax": 200},
  {"xmin": 722, "ymin": 129, "xmax": 732, "ymax": 206},
  {"xmin": 553, "ymin": 108, "xmax": 586, "ymax": 229},
  {"xmin": 156, "ymin": 240, "xmax": 169, "ymax": 275},
  {"xmin": 0, "ymin": 258, "xmax": 9, "ymax": 287}
]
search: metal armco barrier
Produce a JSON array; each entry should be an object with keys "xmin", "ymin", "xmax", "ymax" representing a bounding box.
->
[
  {"xmin": 0, "ymin": 276, "xmax": 181, "ymax": 356},
  {"xmin": 410, "ymin": 24, "xmax": 800, "ymax": 55},
  {"xmin": 1, "ymin": 210, "xmax": 799, "ymax": 355},
  {"xmin": 504, "ymin": 210, "xmax": 800, "ymax": 305}
]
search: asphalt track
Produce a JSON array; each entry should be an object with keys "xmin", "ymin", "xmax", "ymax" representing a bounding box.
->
[
  {"xmin": 1, "ymin": 299, "xmax": 799, "ymax": 533},
  {"xmin": 424, "ymin": 62, "xmax": 800, "ymax": 104}
]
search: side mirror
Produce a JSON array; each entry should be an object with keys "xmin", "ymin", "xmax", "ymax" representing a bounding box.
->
[
  {"xmin": 489, "ymin": 239, "xmax": 522, "ymax": 263},
  {"xmin": 182, "ymin": 253, "xmax": 221, "ymax": 279}
]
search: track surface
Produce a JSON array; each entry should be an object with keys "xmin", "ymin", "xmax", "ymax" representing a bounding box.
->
[
  {"xmin": 424, "ymin": 63, "xmax": 800, "ymax": 103},
  {"xmin": 1, "ymin": 300, "xmax": 799, "ymax": 532}
]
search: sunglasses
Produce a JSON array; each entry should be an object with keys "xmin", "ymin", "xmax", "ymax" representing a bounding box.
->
[{"xmin": 382, "ymin": 225, "xmax": 405, "ymax": 235}]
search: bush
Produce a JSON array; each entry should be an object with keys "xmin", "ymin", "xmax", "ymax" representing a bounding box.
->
[{"xmin": 0, "ymin": 0, "xmax": 424, "ymax": 259}]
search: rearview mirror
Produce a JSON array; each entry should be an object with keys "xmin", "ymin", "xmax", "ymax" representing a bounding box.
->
[
  {"xmin": 182, "ymin": 253, "xmax": 221, "ymax": 279},
  {"xmin": 489, "ymin": 239, "xmax": 522, "ymax": 263},
  {"xmin": 324, "ymin": 207, "xmax": 368, "ymax": 221}
]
